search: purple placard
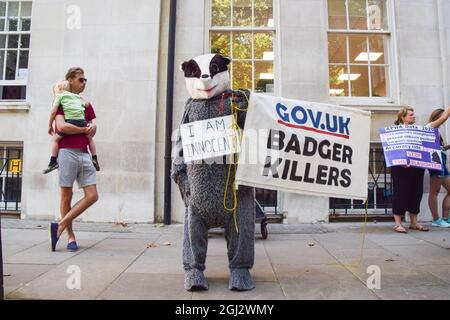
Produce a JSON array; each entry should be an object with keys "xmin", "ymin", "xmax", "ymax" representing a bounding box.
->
[{"xmin": 379, "ymin": 125, "xmax": 443, "ymax": 170}]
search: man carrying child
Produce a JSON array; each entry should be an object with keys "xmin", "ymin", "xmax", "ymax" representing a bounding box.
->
[
  {"xmin": 47, "ymin": 67, "xmax": 99, "ymax": 252},
  {"xmin": 43, "ymin": 68, "xmax": 100, "ymax": 173}
]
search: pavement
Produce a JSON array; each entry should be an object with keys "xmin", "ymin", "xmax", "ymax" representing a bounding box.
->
[{"xmin": 1, "ymin": 218, "xmax": 450, "ymax": 300}]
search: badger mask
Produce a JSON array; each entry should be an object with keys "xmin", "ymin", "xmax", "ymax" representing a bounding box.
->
[{"xmin": 181, "ymin": 53, "xmax": 231, "ymax": 100}]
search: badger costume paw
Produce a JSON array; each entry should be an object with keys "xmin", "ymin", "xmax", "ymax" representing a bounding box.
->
[
  {"xmin": 185, "ymin": 269, "xmax": 209, "ymax": 291},
  {"xmin": 229, "ymin": 268, "xmax": 255, "ymax": 291}
]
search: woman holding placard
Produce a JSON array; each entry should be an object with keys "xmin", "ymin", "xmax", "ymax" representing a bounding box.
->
[
  {"xmin": 391, "ymin": 107, "xmax": 450, "ymax": 233},
  {"xmin": 427, "ymin": 109, "xmax": 450, "ymax": 228}
]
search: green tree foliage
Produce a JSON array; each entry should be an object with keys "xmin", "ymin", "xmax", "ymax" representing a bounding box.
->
[
  {"xmin": 211, "ymin": 0, "xmax": 274, "ymax": 91},
  {"xmin": 212, "ymin": 0, "xmax": 230, "ymax": 26}
]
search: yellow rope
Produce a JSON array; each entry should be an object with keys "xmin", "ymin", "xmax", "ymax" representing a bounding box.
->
[
  {"xmin": 328, "ymin": 199, "xmax": 369, "ymax": 268},
  {"xmin": 358, "ymin": 199, "xmax": 369, "ymax": 266},
  {"xmin": 223, "ymin": 91, "xmax": 249, "ymax": 233},
  {"xmin": 221, "ymin": 90, "xmax": 369, "ymax": 267}
]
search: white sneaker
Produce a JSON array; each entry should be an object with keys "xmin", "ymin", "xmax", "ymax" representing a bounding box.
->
[{"xmin": 431, "ymin": 218, "xmax": 450, "ymax": 228}]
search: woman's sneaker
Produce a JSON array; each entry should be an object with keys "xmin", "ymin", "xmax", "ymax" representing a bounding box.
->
[{"xmin": 431, "ymin": 218, "xmax": 450, "ymax": 228}]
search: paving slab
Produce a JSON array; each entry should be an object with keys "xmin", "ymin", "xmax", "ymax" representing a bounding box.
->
[
  {"xmin": 373, "ymin": 285, "xmax": 450, "ymax": 300},
  {"xmin": 329, "ymin": 248, "xmax": 400, "ymax": 264},
  {"xmin": 192, "ymin": 280, "xmax": 285, "ymax": 300},
  {"xmin": 201, "ymin": 254, "xmax": 277, "ymax": 282},
  {"xmin": 344, "ymin": 259, "xmax": 448, "ymax": 288},
  {"xmin": 77, "ymin": 237, "xmax": 150, "ymax": 259},
  {"xmin": 417, "ymin": 265, "xmax": 450, "ymax": 285},
  {"xmin": 126, "ymin": 254, "xmax": 184, "ymax": 275},
  {"xmin": 264, "ymin": 240, "xmax": 337, "ymax": 265},
  {"xmin": 2, "ymin": 229, "xmax": 49, "ymax": 257},
  {"xmin": 4, "ymin": 230, "xmax": 112, "ymax": 264},
  {"xmin": 97, "ymin": 273, "xmax": 193, "ymax": 300},
  {"xmin": 6, "ymin": 238, "xmax": 148, "ymax": 300},
  {"xmin": 382, "ymin": 244, "xmax": 450, "ymax": 266},
  {"xmin": 274, "ymin": 264, "xmax": 379, "ymax": 300},
  {"xmin": 409, "ymin": 230, "xmax": 450, "ymax": 249},
  {"xmin": 108, "ymin": 232, "xmax": 161, "ymax": 240},
  {"xmin": 366, "ymin": 233, "xmax": 430, "ymax": 246},
  {"xmin": 5, "ymin": 241, "xmax": 94, "ymax": 265},
  {"xmin": 312, "ymin": 233, "xmax": 381, "ymax": 250},
  {"xmin": 3, "ymin": 264, "xmax": 55, "ymax": 296},
  {"xmin": 2, "ymin": 219, "xmax": 449, "ymax": 300},
  {"xmin": 266, "ymin": 234, "xmax": 314, "ymax": 241}
]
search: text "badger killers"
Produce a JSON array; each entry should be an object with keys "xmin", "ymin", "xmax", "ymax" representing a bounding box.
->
[{"xmin": 262, "ymin": 102, "xmax": 354, "ymax": 188}]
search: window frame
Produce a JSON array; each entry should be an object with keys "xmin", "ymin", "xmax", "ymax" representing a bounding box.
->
[
  {"xmin": 0, "ymin": 143, "xmax": 23, "ymax": 212},
  {"xmin": 205, "ymin": 0, "xmax": 283, "ymax": 213},
  {"xmin": 326, "ymin": 0, "xmax": 399, "ymax": 106},
  {"xmin": 329, "ymin": 143, "xmax": 392, "ymax": 214},
  {"xmin": 0, "ymin": 0, "xmax": 32, "ymax": 101},
  {"xmin": 205, "ymin": 0, "xmax": 281, "ymax": 95}
]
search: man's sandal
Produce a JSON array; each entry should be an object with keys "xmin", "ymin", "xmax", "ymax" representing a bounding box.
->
[
  {"xmin": 393, "ymin": 225, "xmax": 408, "ymax": 233},
  {"xmin": 409, "ymin": 224, "xmax": 429, "ymax": 232}
]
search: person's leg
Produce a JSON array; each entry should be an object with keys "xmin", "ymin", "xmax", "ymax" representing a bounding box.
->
[
  {"xmin": 225, "ymin": 186, "xmax": 255, "ymax": 291},
  {"xmin": 182, "ymin": 206, "xmax": 194, "ymax": 271},
  {"xmin": 50, "ymin": 148, "xmax": 78, "ymax": 251},
  {"xmin": 410, "ymin": 213, "xmax": 417, "ymax": 225},
  {"xmin": 44, "ymin": 135, "xmax": 63, "ymax": 174},
  {"xmin": 428, "ymin": 176, "xmax": 442, "ymax": 221},
  {"xmin": 51, "ymin": 135, "xmax": 62, "ymax": 157},
  {"xmin": 60, "ymin": 187, "xmax": 76, "ymax": 243},
  {"xmin": 441, "ymin": 177, "xmax": 450, "ymax": 220},
  {"xmin": 184, "ymin": 209, "xmax": 209, "ymax": 291},
  {"xmin": 393, "ymin": 214, "xmax": 406, "ymax": 232},
  {"xmin": 88, "ymin": 136, "xmax": 100, "ymax": 171},
  {"xmin": 87, "ymin": 136, "xmax": 97, "ymax": 156},
  {"xmin": 409, "ymin": 168, "xmax": 428, "ymax": 230},
  {"xmin": 188, "ymin": 212, "xmax": 208, "ymax": 271},
  {"xmin": 410, "ymin": 213, "xmax": 419, "ymax": 227},
  {"xmin": 57, "ymin": 150, "xmax": 98, "ymax": 238},
  {"xmin": 391, "ymin": 167, "xmax": 407, "ymax": 232},
  {"xmin": 57, "ymin": 185, "xmax": 98, "ymax": 238},
  {"xmin": 409, "ymin": 213, "xmax": 429, "ymax": 230}
]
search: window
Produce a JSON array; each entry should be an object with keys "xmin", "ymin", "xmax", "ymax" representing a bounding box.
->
[
  {"xmin": 327, "ymin": 0, "xmax": 390, "ymax": 98},
  {"xmin": 209, "ymin": 1, "xmax": 278, "ymax": 213},
  {"xmin": 209, "ymin": 0, "xmax": 275, "ymax": 93},
  {"xmin": 0, "ymin": 1, "xmax": 32, "ymax": 100},
  {"xmin": 330, "ymin": 143, "xmax": 392, "ymax": 215},
  {"xmin": 0, "ymin": 144, "xmax": 22, "ymax": 212}
]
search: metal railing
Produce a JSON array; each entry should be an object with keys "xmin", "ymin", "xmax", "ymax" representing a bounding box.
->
[
  {"xmin": 255, "ymin": 188, "xmax": 278, "ymax": 215},
  {"xmin": 330, "ymin": 146, "xmax": 392, "ymax": 215},
  {"xmin": 0, "ymin": 147, "xmax": 23, "ymax": 213}
]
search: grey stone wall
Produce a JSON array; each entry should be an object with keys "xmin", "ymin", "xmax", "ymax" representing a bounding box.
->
[{"xmin": 21, "ymin": 0, "xmax": 161, "ymax": 222}]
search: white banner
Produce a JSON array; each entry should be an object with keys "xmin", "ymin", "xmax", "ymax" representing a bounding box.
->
[
  {"xmin": 236, "ymin": 93, "xmax": 371, "ymax": 200},
  {"xmin": 180, "ymin": 115, "xmax": 241, "ymax": 162}
]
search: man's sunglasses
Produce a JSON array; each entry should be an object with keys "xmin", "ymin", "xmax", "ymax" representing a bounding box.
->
[{"xmin": 77, "ymin": 78, "xmax": 87, "ymax": 83}]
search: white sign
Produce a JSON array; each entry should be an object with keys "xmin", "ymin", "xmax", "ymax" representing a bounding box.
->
[
  {"xmin": 236, "ymin": 93, "xmax": 371, "ymax": 200},
  {"xmin": 180, "ymin": 115, "xmax": 241, "ymax": 162},
  {"xmin": 379, "ymin": 125, "xmax": 442, "ymax": 170},
  {"xmin": 17, "ymin": 68, "xmax": 28, "ymax": 80}
]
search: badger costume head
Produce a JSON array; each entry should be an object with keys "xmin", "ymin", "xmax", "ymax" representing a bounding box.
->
[{"xmin": 181, "ymin": 53, "xmax": 231, "ymax": 100}]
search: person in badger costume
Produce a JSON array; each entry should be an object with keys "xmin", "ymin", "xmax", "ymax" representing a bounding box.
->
[{"xmin": 171, "ymin": 53, "xmax": 255, "ymax": 291}]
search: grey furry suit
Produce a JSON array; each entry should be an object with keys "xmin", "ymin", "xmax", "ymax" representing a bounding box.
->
[{"xmin": 171, "ymin": 90, "xmax": 256, "ymax": 291}]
